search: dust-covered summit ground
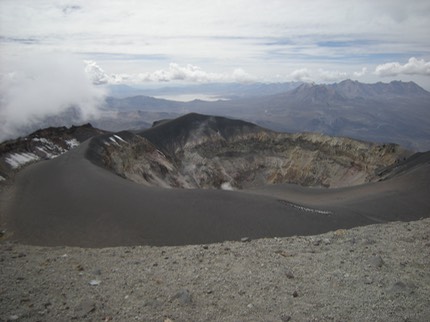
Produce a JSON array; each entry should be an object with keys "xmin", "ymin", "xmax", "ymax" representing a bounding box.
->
[{"xmin": 1, "ymin": 218, "xmax": 429, "ymax": 321}]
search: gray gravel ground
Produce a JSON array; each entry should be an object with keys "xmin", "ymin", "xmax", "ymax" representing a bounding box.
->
[{"xmin": 1, "ymin": 218, "xmax": 430, "ymax": 322}]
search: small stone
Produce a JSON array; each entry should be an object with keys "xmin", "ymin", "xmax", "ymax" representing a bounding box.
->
[
  {"xmin": 312, "ymin": 239, "xmax": 321, "ymax": 246},
  {"xmin": 389, "ymin": 281, "xmax": 416, "ymax": 295},
  {"xmin": 292, "ymin": 290, "xmax": 299, "ymax": 298},
  {"xmin": 93, "ymin": 269, "xmax": 102, "ymax": 275},
  {"xmin": 173, "ymin": 289, "xmax": 192, "ymax": 305},
  {"xmin": 280, "ymin": 314, "xmax": 292, "ymax": 322},
  {"xmin": 202, "ymin": 245, "xmax": 209, "ymax": 249},
  {"xmin": 241, "ymin": 237, "xmax": 251, "ymax": 242},
  {"xmin": 284, "ymin": 269, "xmax": 295, "ymax": 279},
  {"xmin": 8, "ymin": 315, "xmax": 19, "ymax": 321},
  {"xmin": 247, "ymin": 303, "xmax": 254, "ymax": 309},
  {"xmin": 75, "ymin": 298, "xmax": 96, "ymax": 317},
  {"xmin": 364, "ymin": 276, "xmax": 373, "ymax": 285},
  {"xmin": 369, "ymin": 255, "xmax": 384, "ymax": 268}
]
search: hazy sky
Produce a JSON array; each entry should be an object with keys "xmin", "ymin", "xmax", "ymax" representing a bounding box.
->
[{"xmin": 1, "ymin": 0, "xmax": 430, "ymax": 87}]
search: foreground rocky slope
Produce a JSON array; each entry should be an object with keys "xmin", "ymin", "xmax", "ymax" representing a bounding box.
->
[
  {"xmin": 1, "ymin": 218, "xmax": 429, "ymax": 321},
  {"xmin": 90, "ymin": 113, "xmax": 411, "ymax": 188}
]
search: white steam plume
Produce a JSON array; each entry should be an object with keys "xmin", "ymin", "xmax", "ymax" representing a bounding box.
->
[{"xmin": 0, "ymin": 52, "xmax": 106, "ymax": 142}]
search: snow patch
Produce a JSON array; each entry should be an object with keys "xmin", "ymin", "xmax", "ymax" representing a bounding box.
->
[
  {"xmin": 6, "ymin": 153, "xmax": 40, "ymax": 169},
  {"xmin": 109, "ymin": 136, "xmax": 120, "ymax": 145},
  {"xmin": 0, "ymin": 175, "xmax": 5, "ymax": 181},
  {"xmin": 221, "ymin": 182, "xmax": 235, "ymax": 191},
  {"xmin": 113, "ymin": 135, "xmax": 127, "ymax": 143},
  {"xmin": 65, "ymin": 139, "xmax": 79, "ymax": 149},
  {"xmin": 36, "ymin": 146, "xmax": 58, "ymax": 159},
  {"xmin": 32, "ymin": 137, "xmax": 67, "ymax": 156},
  {"xmin": 32, "ymin": 137, "xmax": 51, "ymax": 144}
]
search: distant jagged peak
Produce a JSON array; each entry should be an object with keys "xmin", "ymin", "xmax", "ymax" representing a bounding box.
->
[
  {"xmin": 289, "ymin": 79, "xmax": 429, "ymax": 100},
  {"xmin": 288, "ymin": 82, "xmax": 344, "ymax": 103},
  {"xmin": 334, "ymin": 79, "xmax": 429, "ymax": 98}
]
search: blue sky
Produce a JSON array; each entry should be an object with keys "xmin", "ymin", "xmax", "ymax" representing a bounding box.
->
[{"xmin": 1, "ymin": 0, "xmax": 430, "ymax": 88}]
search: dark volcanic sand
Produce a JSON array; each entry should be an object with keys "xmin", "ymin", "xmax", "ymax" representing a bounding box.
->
[{"xmin": 0, "ymin": 140, "xmax": 429, "ymax": 247}]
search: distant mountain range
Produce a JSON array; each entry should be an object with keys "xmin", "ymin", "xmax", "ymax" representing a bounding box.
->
[
  {"xmin": 2, "ymin": 80, "xmax": 429, "ymax": 151},
  {"xmin": 104, "ymin": 81, "xmax": 302, "ymax": 99},
  {"xmin": 102, "ymin": 80, "xmax": 430, "ymax": 151}
]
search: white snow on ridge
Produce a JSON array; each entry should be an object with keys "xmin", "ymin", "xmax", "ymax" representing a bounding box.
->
[
  {"xmin": 0, "ymin": 175, "xmax": 5, "ymax": 181},
  {"xmin": 32, "ymin": 137, "xmax": 68, "ymax": 157},
  {"xmin": 36, "ymin": 146, "xmax": 63, "ymax": 159},
  {"xmin": 108, "ymin": 135, "xmax": 127, "ymax": 146},
  {"xmin": 6, "ymin": 153, "xmax": 40, "ymax": 169},
  {"xmin": 3, "ymin": 137, "xmax": 81, "ymax": 171},
  {"xmin": 32, "ymin": 137, "xmax": 51, "ymax": 144},
  {"xmin": 109, "ymin": 137, "xmax": 120, "ymax": 145},
  {"xmin": 221, "ymin": 182, "xmax": 235, "ymax": 191},
  {"xmin": 65, "ymin": 139, "xmax": 79, "ymax": 149},
  {"xmin": 113, "ymin": 135, "xmax": 127, "ymax": 143}
]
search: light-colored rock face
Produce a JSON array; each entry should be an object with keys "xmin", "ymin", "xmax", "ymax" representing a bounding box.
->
[{"xmin": 93, "ymin": 115, "xmax": 410, "ymax": 189}]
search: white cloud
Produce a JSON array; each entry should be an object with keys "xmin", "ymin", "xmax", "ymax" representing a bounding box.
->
[
  {"xmin": 84, "ymin": 62, "xmax": 256, "ymax": 84},
  {"xmin": 290, "ymin": 68, "xmax": 312, "ymax": 82},
  {"xmin": 137, "ymin": 63, "xmax": 256, "ymax": 83},
  {"xmin": 139, "ymin": 63, "xmax": 222, "ymax": 82},
  {"xmin": 0, "ymin": 52, "xmax": 106, "ymax": 141},
  {"xmin": 84, "ymin": 60, "xmax": 111, "ymax": 85},
  {"xmin": 318, "ymin": 69, "xmax": 349, "ymax": 82},
  {"xmin": 353, "ymin": 67, "xmax": 367, "ymax": 77},
  {"xmin": 374, "ymin": 57, "xmax": 430, "ymax": 77}
]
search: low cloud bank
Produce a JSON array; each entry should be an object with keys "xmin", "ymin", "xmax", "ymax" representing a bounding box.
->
[
  {"xmin": 84, "ymin": 61, "xmax": 256, "ymax": 85},
  {"xmin": 375, "ymin": 57, "xmax": 430, "ymax": 77},
  {"xmin": 0, "ymin": 52, "xmax": 106, "ymax": 142}
]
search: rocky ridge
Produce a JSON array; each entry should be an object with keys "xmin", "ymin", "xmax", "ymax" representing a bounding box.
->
[{"xmin": 0, "ymin": 124, "xmax": 106, "ymax": 183}]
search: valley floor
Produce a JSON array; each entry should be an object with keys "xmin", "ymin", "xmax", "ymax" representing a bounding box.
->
[{"xmin": 1, "ymin": 218, "xmax": 429, "ymax": 322}]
